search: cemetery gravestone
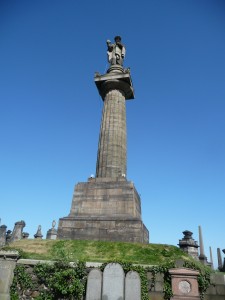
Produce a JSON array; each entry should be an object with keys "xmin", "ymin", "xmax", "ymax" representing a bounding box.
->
[
  {"xmin": 86, "ymin": 268, "xmax": 102, "ymax": 300},
  {"xmin": 125, "ymin": 270, "xmax": 141, "ymax": 300},
  {"xmin": 102, "ymin": 263, "xmax": 125, "ymax": 300}
]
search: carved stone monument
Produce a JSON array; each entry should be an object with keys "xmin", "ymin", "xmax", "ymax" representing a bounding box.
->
[
  {"xmin": 9, "ymin": 220, "xmax": 25, "ymax": 242},
  {"xmin": 46, "ymin": 220, "xmax": 58, "ymax": 240},
  {"xmin": 34, "ymin": 225, "xmax": 43, "ymax": 239},
  {"xmin": 178, "ymin": 230, "xmax": 199, "ymax": 259},
  {"xmin": 58, "ymin": 36, "xmax": 149, "ymax": 243},
  {"xmin": 169, "ymin": 268, "xmax": 200, "ymax": 300}
]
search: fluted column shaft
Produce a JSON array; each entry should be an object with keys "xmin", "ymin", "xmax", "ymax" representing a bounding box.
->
[{"xmin": 96, "ymin": 89, "xmax": 126, "ymax": 178}]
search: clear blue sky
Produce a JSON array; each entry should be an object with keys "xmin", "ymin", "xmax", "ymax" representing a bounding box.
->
[{"xmin": 1, "ymin": 0, "xmax": 225, "ymax": 267}]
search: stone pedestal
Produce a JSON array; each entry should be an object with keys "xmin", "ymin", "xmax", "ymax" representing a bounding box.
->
[
  {"xmin": 46, "ymin": 228, "xmax": 57, "ymax": 240},
  {"xmin": 0, "ymin": 251, "xmax": 19, "ymax": 300},
  {"xmin": 58, "ymin": 177, "xmax": 149, "ymax": 243},
  {"xmin": 169, "ymin": 268, "xmax": 200, "ymax": 300}
]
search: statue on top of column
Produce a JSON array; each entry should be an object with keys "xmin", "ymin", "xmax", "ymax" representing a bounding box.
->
[{"xmin": 107, "ymin": 36, "xmax": 126, "ymax": 66}]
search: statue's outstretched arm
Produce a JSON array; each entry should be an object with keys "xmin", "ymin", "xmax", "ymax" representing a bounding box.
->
[{"xmin": 106, "ymin": 40, "xmax": 113, "ymax": 52}]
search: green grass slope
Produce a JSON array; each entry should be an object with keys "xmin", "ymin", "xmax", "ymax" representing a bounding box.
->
[{"xmin": 3, "ymin": 239, "xmax": 192, "ymax": 265}]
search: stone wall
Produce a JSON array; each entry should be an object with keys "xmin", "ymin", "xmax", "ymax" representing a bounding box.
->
[
  {"xmin": 204, "ymin": 273, "xmax": 225, "ymax": 300},
  {"xmin": 1, "ymin": 254, "xmax": 225, "ymax": 299}
]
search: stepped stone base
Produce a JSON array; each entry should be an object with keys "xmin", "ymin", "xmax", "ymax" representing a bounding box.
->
[
  {"xmin": 58, "ymin": 177, "xmax": 149, "ymax": 243},
  {"xmin": 58, "ymin": 217, "xmax": 149, "ymax": 243}
]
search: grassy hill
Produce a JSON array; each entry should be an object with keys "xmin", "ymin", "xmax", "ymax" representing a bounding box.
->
[{"xmin": 3, "ymin": 239, "xmax": 192, "ymax": 265}]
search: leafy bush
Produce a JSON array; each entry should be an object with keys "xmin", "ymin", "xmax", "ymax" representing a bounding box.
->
[{"xmin": 11, "ymin": 261, "xmax": 87, "ymax": 300}]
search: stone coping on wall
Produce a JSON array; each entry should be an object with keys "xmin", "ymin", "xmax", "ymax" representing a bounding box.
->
[
  {"xmin": 17, "ymin": 259, "xmax": 103, "ymax": 267},
  {"xmin": 17, "ymin": 258, "xmax": 154, "ymax": 268},
  {"xmin": 0, "ymin": 250, "xmax": 19, "ymax": 261}
]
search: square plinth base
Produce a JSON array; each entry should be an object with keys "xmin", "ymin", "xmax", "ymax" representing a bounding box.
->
[
  {"xmin": 57, "ymin": 216, "xmax": 149, "ymax": 243},
  {"xmin": 57, "ymin": 177, "xmax": 149, "ymax": 243}
]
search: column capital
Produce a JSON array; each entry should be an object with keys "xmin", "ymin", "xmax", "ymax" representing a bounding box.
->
[{"xmin": 94, "ymin": 70, "xmax": 134, "ymax": 100}]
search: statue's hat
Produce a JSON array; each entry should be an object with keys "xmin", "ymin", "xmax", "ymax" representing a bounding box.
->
[{"xmin": 114, "ymin": 36, "xmax": 121, "ymax": 41}]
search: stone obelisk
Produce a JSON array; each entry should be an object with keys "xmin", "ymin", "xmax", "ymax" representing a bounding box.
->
[
  {"xmin": 198, "ymin": 225, "xmax": 208, "ymax": 265},
  {"xmin": 58, "ymin": 36, "xmax": 149, "ymax": 243},
  {"xmin": 217, "ymin": 248, "xmax": 223, "ymax": 270}
]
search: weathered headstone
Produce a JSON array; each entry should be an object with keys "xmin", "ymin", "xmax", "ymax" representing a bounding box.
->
[
  {"xmin": 86, "ymin": 268, "xmax": 102, "ymax": 300},
  {"xmin": 0, "ymin": 225, "xmax": 7, "ymax": 247},
  {"xmin": 102, "ymin": 263, "xmax": 125, "ymax": 300},
  {"xmin": 0, "ymin": 251, "xmax": 19, "ymax": 300},
  {"xmin": 10, "ymin": 220, "xmax": 25, "ymax": 242},
  {"xmin": 125, "ymin": 271, "xmax": 141, "ymax": 300}
]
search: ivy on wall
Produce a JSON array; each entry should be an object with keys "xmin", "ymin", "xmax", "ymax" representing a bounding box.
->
[
  {"xmin": 146, "ymin": 263, "xmax": 175, "ymax": 300},
  {"xmin": 11, "ymin": 261, "xmax": 87, "ymax": 300},
  {"xmin": 184, "ymin": 261, "xmax": 211, "ymax": 300},
  {"xmin": 10, "ymin": 259, "xmax": 212, "ymax": 300}
]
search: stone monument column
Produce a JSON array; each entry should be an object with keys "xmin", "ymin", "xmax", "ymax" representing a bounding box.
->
[{"xmin": 57, "ymin": 36, "xmax": 148, "ymax": 243}]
